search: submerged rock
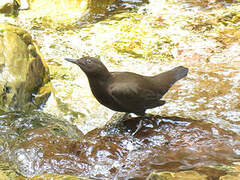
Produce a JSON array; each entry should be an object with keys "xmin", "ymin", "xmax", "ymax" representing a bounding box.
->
[
  {"xmin": 8, "ymin": 116, "xmax": 240, "ymax": 179},
  {"xmin": 0, "ymin": 170, "xmax": 9, "ymax": 180},
  {"xmin": 30, "ymin": 174, "xmax": 90, "ymax": 180},
  {"xmin": 0, "ymin": 110, "xmax": 84, "ymax": 179},
  {"xmin": 147, "ymin": 171, "xmax": 207, "ymax": 180},
  {"xmin": 0, "ymin": 23, "xmax": 51, "ymax": 111},
  {"xmin": 17, "ymin": 0, "xmax": 116, "ymax": 28}
]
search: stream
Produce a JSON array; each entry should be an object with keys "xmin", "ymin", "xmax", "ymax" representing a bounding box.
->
[{"xmin": 0, "ymin": 0, "xmax": 240, "ymax": 179}]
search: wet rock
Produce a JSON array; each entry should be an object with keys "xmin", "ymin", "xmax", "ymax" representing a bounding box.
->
[
  {"xmin": 0, "ymin": 163, "xmax": 23, "ymax": 180},
  {"xmin": 220, "ymin": 175, "xmax": 240, "ymax": 180},
  {"xmin": 0, "ymin": 0, "xmax": 19, "ymax": 15},
  {"xmin": 79, "ymin": 0, "xmax": 148, "ymax": 24},
  {"xmin": 147, "ymin": 170, "xmax": 207, "ymax": 180},
  {"xmin": 0, "ymin": 110, "xmax": 83, "ymax": 178},
  {"xmin": 18, "ymin": 0, "xmax": 116, "ymax": 28},
  {"xmin": 9, "ymin": 116, "xmax": 240, "ymax": 179},
  {"xmin": 29, "ymin": 0, "xmax": 88, "ymax": 13},
  {"xmin": 0, "ymin": 23, "xmax": 51, "ymax": 111},
  {"xmin": 175, "ymin": 0, "xmax": 236, "ymax": 10},
  {"xmin": 195, "ymin": 166, "xmax": 227, "ymax": 180},
  {"xmin": 0, "ymin": 110, "xmax": 83, "ymax": 142},
  {"xmin": 0, "ymin": 170, "xmax": 10, "ymax": 180},
  {"xmin": 30, "ymin": 174, "xmax": 90, "ymax": 180},
  {"xmin": 18, "ymin": 0, "xmax": 149, "ymax": 28},
  {"xmin": 218, "ymin": 164, "xmax": 240, "ymax": 180}
]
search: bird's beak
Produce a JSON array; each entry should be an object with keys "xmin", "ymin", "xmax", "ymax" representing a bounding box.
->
[{"xmin": 64, "ymin": 58, "xmax": 78, "ymax": 64}]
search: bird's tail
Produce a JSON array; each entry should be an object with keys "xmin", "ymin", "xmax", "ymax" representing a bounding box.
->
[
  {"xmin": 153, "ymin": 66, "xmax": 188, "ymax": 95},
  {"xmin": 154, "ymin": 66, "xmax": 188, "ymax": 83},
  {"xmin": 171, "ymin": 66, "xmax": 189, "ymax": 82}
]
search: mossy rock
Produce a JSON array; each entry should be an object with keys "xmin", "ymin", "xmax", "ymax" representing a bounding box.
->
[
  {"xmin": 147, "ymin": 171, "xmax": 207, "ymax": 180},
  {"xmin": 0, "ymin": 23, "xmax": 51, "ymax": 111},
  {"xmin": 19, "ymin": 0, "xmax": 116, "ymax": 28},
  {"xmin": 0, "ymin": 0, "xmax": 19, "ymax": 16}
]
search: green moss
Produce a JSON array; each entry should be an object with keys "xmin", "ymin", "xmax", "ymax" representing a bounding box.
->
[{"xmin": 0, "ymin": 163, "xmax": 20, "ymax": 180}]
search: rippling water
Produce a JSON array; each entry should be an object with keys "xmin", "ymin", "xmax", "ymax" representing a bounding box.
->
[
  {"xmin": 1, "ymin": 114, "xmax": 238, "ymax": 179},
  {"xmin": 0, "ymin": 0, "xmax": 240, "ymax": 179}
]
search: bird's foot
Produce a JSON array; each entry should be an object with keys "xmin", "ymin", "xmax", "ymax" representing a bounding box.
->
[
  {"xmin": 106, "ymin": 112, "xmax": 131, "ymax": 128},
  {"xmin": 131, "ymin": 114, "xmax": 155, "ymax": 136}
]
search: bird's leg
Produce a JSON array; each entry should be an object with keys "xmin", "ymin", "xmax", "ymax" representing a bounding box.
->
[
  {"xmin": 132, "ymin": 119, "xmax": 143, "ymax": 136},
  {"xmin": 131, "ymin": 112, "xmax": 146, "ymax": 136}
]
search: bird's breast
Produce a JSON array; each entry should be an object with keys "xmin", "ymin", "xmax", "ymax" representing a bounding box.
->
[
  {"xmin": 89, "ymin": 80, "xmax": 109, "ymax": 101},
  {"xmin": 88, "ymin": 79, "xmax": 124, "ymax": 111}
]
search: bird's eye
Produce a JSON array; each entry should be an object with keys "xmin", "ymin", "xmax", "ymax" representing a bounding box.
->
[{"xmin": 86, "ymin": 59, "xmax": 92, "ymax": 64}]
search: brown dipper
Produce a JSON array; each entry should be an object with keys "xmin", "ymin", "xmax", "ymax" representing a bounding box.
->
[{"xmin": 65, "ymin": 57, "xmax": 188, "ymax": 116}]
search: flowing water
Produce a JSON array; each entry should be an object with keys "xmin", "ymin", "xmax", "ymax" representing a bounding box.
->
[{"xmin": 0, "ymin": 0, "xmax": 240, "ymax": 179}]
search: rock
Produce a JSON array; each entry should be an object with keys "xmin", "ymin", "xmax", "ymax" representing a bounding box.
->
[
  {"xmin": 80, "ymin": 0, "xmax": 116, "ymax": 24},
  {"xmin": 0, "ymin": 0, "xmax": 19, "ymax": 15},
  {"xmin": 220, "ymin": 175, "xmax": 240, "ymax": 180},
  {"xmin": 147, "ymin": 171, "xmax": 207, "ymax": 180},
  {"xmin": 0, "ymin": 110, "xmax": 83, "ymax": 179},
  {"xmin": 17, "ymin": 0, "xmax": 116, "ymax": 28},
  {"xmin": 0, "ymin": 170, "xmax": 10, "ymax": 180},
  {"xmin": 0, "ymin": 23, "xmax": 51, "ymax": 111},
  {"xmin": 8, "ymin": 116, "xmax": 240, "ymax": 179},
  {"xmin": 29, "ymin": 174, "xmax": 90, "ymax": 180}
]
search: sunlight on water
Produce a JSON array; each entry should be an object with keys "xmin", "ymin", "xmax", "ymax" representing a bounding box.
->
[{"xmin": 0, "ymin": 0, "xmax": 240, "ymax": 179}]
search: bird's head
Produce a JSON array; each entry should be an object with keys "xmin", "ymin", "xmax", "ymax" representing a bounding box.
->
[{"xmin": 65, "ymin": 57, "xmax": 110, "ymax": 78}]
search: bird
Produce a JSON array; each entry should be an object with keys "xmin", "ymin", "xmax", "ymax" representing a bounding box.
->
[{"xmin": 64, "ymin": 56, "xmax": 188, "ymax": 117}]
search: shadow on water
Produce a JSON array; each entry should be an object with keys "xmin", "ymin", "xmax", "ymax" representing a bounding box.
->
[{"xmin": 1, "ymin": 111, "xmax": 239, "ymax": 179}]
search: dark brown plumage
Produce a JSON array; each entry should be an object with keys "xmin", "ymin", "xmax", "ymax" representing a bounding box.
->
[{"xmin": 65, "ymin": 57, "xmax": 188, "ymax": 116}]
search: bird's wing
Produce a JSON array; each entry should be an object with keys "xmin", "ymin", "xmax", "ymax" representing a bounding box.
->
[{"xmin": 109, "ymin": 83, "xmax": 165, "ymax": 115}]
